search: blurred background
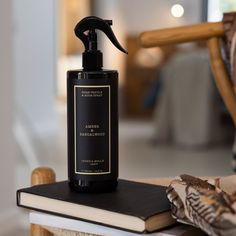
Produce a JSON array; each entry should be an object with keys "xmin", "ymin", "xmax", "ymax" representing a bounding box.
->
[{"xmin": 1, "ymin": 0, "xmax": 236, "ymax": 235}]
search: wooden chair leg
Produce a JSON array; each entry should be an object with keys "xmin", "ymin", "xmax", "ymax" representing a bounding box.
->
[{"xmin": 31, "ymin": 167, "xmax": 56, "ymax": 236}]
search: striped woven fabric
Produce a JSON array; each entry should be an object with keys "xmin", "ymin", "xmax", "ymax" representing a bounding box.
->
[
  {"xmin": 166, "ymin": 175, "xmax": 236, "ymax": 236},
  {"xmin": 223, "ymin": 12, "xmax": 236, "ymax": 90},
  {"xmin": 223, "ymin": 12, "xmax": 236, "ymax": 173}
]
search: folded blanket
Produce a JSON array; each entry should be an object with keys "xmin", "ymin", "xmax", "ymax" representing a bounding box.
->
[{"xmin": 167, "ymin": 175, "xmax": 236, "ymax": 236}]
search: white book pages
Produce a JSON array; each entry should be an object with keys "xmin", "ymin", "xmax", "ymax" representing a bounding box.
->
[{"xmin": 29, "ymin": 212, "xmax": 197, "ymax": 236}]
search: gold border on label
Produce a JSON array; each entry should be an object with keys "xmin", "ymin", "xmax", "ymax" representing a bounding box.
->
[{"xmin": 74, "ymin": 85, "xmax": 111, "ymax": 175}]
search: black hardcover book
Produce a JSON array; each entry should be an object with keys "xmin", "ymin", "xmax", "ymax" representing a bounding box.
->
[{"xmin": 17, "ymin": 180, "xmax": 175, "ymax": 233}]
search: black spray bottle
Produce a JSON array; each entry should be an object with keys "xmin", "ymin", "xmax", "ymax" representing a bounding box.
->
[{"xmin": 67, "ymin": 16, "xmax": 127, "ymax": 192}]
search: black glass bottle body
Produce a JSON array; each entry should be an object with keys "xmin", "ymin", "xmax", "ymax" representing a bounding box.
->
[{"xmin": 67, "ymin": 70, "xmax": 118, "ymax": 193}]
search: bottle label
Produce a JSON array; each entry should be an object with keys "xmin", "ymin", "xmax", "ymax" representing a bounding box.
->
[{"xmin": 74, "ymin": 85, "xmax": 111, "ymax": 175}]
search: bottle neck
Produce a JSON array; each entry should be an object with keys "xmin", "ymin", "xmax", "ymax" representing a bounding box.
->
[{"xmin": 82, "ymin": 50, "xmax": 103, "ymax": 71}]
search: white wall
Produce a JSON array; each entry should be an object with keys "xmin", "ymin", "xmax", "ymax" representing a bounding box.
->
[
  {"xmin": 117, "ymin": 0, "xmax": 202, "ymax": 33},
  {"xmin": 0, "ymin": 0, "xmax": 17, "ymax": 232},
  {"xmin": 13, "ymin": 0, "xmax": 58, "ymax": 136},
  {"xmin": 95, "ymin": 0, "xmax": 202, "ymax": 34}
]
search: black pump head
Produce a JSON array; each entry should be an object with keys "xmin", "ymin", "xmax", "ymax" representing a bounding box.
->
[{"xmin": 74, "ymin": 16, "xmax": 128, "ymax": 70}]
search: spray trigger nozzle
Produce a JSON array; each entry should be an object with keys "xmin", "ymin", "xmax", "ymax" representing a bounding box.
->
[{"xmin": 74, "ymin": 16, "xmax": 127, "ymax": 70}]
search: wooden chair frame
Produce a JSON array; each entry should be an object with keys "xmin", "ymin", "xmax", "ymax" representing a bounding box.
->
[{"xmin": 140, "ymin": 22, "xmax": 236, "ymax": 125}]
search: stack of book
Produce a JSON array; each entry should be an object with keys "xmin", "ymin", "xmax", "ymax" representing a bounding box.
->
[{"xmin": 17, "ymin": 180, "xmax": 204, "ymax": 235}]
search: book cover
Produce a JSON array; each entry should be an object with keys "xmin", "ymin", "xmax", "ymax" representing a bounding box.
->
[{"xmin": 17, "ymin": 179, "xmax": 175, "ymax": 233}]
